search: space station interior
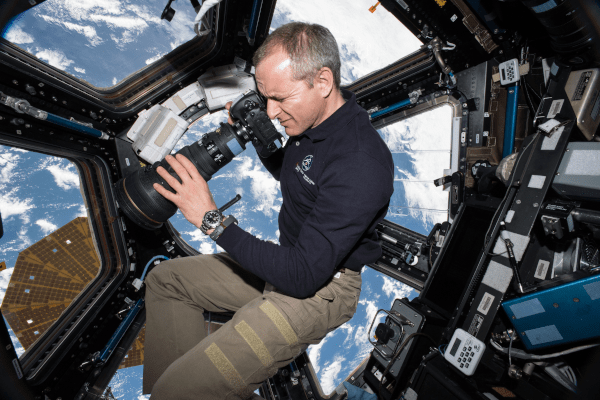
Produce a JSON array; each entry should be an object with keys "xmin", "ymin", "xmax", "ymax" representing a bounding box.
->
[{"xmin": 1, "ymin": 0, "xmax": 600, "ymax": 399}]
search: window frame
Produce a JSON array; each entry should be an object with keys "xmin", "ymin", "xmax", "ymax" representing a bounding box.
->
[{"xmin": 0, "ymin": 134, "xmax": 129, "ymax": 385}]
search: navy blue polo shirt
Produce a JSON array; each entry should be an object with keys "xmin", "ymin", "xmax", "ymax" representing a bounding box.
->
[{"xmin": 217, "ymin": 90, "xmax": 394, "ymax": 298}]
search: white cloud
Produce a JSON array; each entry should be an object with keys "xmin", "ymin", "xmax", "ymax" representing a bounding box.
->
[
  {"xmin": 379, "ymin": 106, "xmax": 452, "ymax": 228},
  {"xmin": 39, "ymin": 15, "xmax": 103, "ymax": 46},
  {"xmin": 74, "ymin": 67, "xmax": 86, "ymax": 73},
  {"xmin": 183, "ymin": 229, "xmax": 217, "ymax": 254},
  {"xmin": 0, "ymin": 224, "xmax": 32, "ymax": 256},
  {"xmin": 273, "ymin": 0, "xmax": 421, "ymax": 84},
  {"xmin": 0, "ymin": 187, "xmax": 35, "ymax": 220},
  {"xmin": 320, "ymin": 354, "xmax": 345, "ymax": 394},
  {"xmin": 46, "ymin": 162, "xmax": 80, "ymax": 190},
  {"xmin": 76, "ymin": 204, "xmax": 88, "ymax": 218},
  {"xmin": 42, "ymin": 0, "xmax": 124, "ymax": 20},
  {"xmin": 4, "ymin": 26, "xmax": 34, "ymax": 44},
  {"xmin": 381, "ymin": 276, "xmax": 413, "ymax": 306},
  {"xmin": 90, "ymin": 14, "xmax": 148, "ymax": 30},
  {"xmin": 145, "ymin": 53, "xmax": 164, "ymax": 65},
  {"xmin": 112, "ymin": 77, "xmax": 118, "ymax": 85},
  {"xmin": 338, "ymin": 322, "xmax": 355, "ymax": 348},
  {"xmin": 35, "ymin": 49, "xmax": 74, "ymax": 70},
  {"xmin": 359, "ymin": 298, "xmax": 380, "ymax": 325},
  {"xmin": 0, "ymin": 268, "xmax": 12, "ymax": 308},
  {"xmin": 234, "ymin": 156, "xmax": 281, "ymax": 217},
  {"xmin": 36, "ymin": 219, "xmax": 58, "ymax": 235},
  {"xmin": 0, "ymin": 152, "xmax": 20, "ymax": 183},
  {"xmin": 63, "ymin": 21, "xmax": 102, "ymax": 46},
  {"xmin": 307, "ymin": 330, "xmax": 335, "ymax": 374}
]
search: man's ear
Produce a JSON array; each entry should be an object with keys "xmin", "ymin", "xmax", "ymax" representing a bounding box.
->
[{"xmin": 314, "ymin": 67, "xmax": 335, "ymax": 98}]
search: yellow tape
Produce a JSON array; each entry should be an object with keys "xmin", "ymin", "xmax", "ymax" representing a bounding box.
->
[
  {"xmin": 205, "ymin": 343, "xmax": 249, "ymax": 398},
  {"xmin": 235, "ymin": 321, "xmax": 274, "ymax": 367},
  {"xmin": 259, "ymin": 301, "xmax": 298, "ymax": 346}
]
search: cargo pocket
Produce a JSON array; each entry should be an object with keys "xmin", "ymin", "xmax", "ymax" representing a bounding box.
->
[{"xmin": 315, "ymin": 284, "xmax": 336, "ymax": 302}]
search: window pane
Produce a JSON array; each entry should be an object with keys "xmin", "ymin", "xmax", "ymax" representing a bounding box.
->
[
  {"xmin": 271, "ymin": 0, "xmax": 422, "ymax": 85},
  {"xmin": 303, "ymin": 106, "xmax": 452, "ymax": 395},
  {"xmin": 0, "ymin": 145, "xmax": 100, "ymax": 356},
  {"xmin": 379, "ymin": 106, "xmax": 453, "ymax": 235},
  {"xmin": 168, "ymin": 111, "xmax": 286, "ymax": 255},
  {"xmin": 2, "ymin": 0, "xmax": 198, "ymax": 88}
]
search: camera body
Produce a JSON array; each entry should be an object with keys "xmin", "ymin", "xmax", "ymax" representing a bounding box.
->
[
  {"xmin": 115, "ymin": 90, "xmax": 282, "ymax": 230},
  {"xmin": 229, "ymin": 91, "xmax": 282, "ymax": 154}
]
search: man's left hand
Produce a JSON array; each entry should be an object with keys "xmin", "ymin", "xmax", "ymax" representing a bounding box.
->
[{"xmin": 153, "ymin": 154, "xmax": 217, "ymax": 230}]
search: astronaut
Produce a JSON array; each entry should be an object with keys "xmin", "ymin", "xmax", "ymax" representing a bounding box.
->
[{"xmin": 143, "ymin": 22, "xmax": 394, "ymax": 399}]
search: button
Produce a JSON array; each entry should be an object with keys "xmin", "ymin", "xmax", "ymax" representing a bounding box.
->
[
  {"xmin": 460, "ymin": 352, "xmax": 464, "ymax": 357},
  {"xmin": 460, "ymin": 364, "xmax": 464, "ymax": 368},
  {"xmin": 468, "ymin": 347, "xmax": 472, "ymax": 351},
  {"xmin": 471, "ymin": 352, "xmax": 475, "ymax": 357},
  {"xmin": 466, "ymin": 363, "xmax": 470, "ymax": 368},
  {"xmin": 458, "ymin": 358, "xmax": 462, "ymax": 362},
  {"xmin": 295, "ymin": 142, "xmax": 300, "ymax": 146},
  {"xmin": 468, "ymin": 357, "xmax": 472, "ymax": 362}
]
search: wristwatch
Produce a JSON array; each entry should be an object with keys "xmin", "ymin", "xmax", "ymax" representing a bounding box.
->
[
  {"xmin": 200, "ymin": 194, "xmax": 241, "ymax": 235},
  {"xmin": 210, "ymin": 215, "xmax": 238, "ymax": 240}
]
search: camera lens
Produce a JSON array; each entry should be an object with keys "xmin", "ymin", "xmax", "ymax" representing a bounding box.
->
[
  {"xmin": 115, "ymin": 122, "xmax": 247, "ymax": 230},
  {"xmin": 114, "ymin": 90, "xmax": 281, "ymax": 230}
]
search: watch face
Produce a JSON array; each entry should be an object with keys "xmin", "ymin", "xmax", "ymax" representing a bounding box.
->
[{"xmin": 204, "ymin": 210, "xmax": 222, "ymax": 228}]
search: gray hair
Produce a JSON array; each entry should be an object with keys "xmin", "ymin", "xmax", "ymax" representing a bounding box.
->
[{"xmin": 253, "ymin": 22, "xmax": 341, "ymax": 89}]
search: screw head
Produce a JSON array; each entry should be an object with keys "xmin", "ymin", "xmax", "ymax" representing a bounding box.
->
[
  {"xmin": 533, "ymin": 203, "xmax": 539, "ymax": 207},
  {"xmin": 516, "ymin": 200, "xmax": 521, "ymax": 204},
  {"xmin": 574, "ymin": 298, "xmax": 580, "ymax": 302},
  {"xmin": 553, "ymin": 303, "xmax": 559, "ymax": 308}
]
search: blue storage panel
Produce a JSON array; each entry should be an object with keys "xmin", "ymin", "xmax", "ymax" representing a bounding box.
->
[{"xmin": 502, "ymin": 274, "xmax": 600, "ymax": 350}]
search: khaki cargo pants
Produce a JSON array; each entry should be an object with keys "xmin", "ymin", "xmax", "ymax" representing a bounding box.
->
[{"xmin": 142, "ymin": 253, "xmax": 361, "ymax": 399}]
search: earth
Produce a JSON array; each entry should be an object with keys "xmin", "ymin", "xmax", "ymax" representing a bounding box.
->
[{"xmin": 1, "ymin": 0, "xmax": 451, "ymax": 398}]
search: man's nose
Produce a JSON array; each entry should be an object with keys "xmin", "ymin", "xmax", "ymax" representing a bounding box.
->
[{"xmin": 266, "ymin": 99, "xmax": 280, "ymax": 120}]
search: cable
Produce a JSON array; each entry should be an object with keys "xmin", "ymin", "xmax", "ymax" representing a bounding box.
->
[
  {"xmin": 438, "ymin": 344, "xmax": 448, "ymax": 355},
  {"xmin": 482, "ymin": 133, "xmax": 538, "ymax": 250},
  {"xmin": 521, "ymin": 76, "xmax": 537, "ymax": 121},
  {"xmin": 508, "ymin": 335, "xmax": 514, "ymax": 366},
  {"xmin": 377, "ymin": 332, "xmax": 436, "ymax": 398},
  {"xmin": 490, "ymin": 339, "xmax": 600, "ymax": 360},
  {"xmin": 140, "ymin": 255, "xmax": 170, "ymax": 282}
]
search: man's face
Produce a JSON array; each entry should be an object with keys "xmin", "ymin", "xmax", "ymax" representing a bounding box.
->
[{"xmin": 255, "ymin": 48, "xmax": 327, "ymax": 137}]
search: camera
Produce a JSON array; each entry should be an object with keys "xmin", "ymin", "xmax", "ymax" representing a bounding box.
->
[{"xmin": 115, "ymin": 90, "xmax": 282, "ymax": 230}]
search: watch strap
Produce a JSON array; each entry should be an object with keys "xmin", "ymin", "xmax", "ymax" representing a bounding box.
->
[{"xmin": 209, "ymin": 215, "xmax": 238, "ymax": 241}]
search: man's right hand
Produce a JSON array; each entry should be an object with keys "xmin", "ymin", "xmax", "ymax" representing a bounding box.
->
[{"xmin": 224, "ymin": 101, "xmax": 234, "ymax": 125}]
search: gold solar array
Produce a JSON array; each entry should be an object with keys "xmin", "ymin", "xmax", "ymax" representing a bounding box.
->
[
  {"xmin": 1, "ymin": 217, "xmax": 100, "ymax": 350},
  {"xmin": 119, "ymin": 326, "xmax": 146, "ymax": 369}
]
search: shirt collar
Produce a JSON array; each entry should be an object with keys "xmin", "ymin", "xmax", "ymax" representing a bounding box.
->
[{"xmin": 301, "ymin": 89, "xmax": 361, "ymax": 143}]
